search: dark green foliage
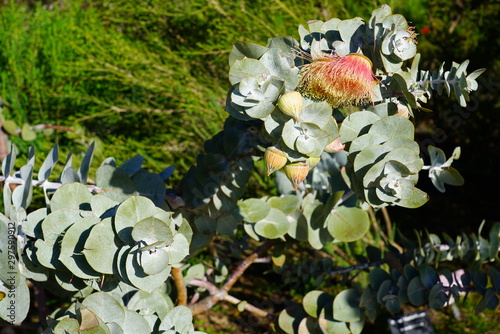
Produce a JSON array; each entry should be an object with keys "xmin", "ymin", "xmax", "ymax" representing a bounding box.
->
[{"xmin": 279, "ymin": 222, "xmax": 500, "ymax": 331}]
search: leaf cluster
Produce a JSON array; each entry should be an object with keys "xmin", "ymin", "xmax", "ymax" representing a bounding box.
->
[
  {"xmin": 0, "ymin": 145, "xmax": 199, "ymax": 332},
  {"xmin": 340, "ymin": 109, "xmax": 427, "ymax": 208}
]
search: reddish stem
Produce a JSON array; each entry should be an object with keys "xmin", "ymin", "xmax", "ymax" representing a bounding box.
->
[
  {"xmin": 172, "ymin": 267, "xmax": 188, "ymax": 306},
  {"xmin": 188, "ymin": 239, "xmax": 277, "ymax": 316}
]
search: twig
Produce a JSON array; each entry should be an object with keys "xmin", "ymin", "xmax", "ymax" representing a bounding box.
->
[
  {"xmin": 188, "ymin": 239, "xmax": 277, "ymax": 316},
  {"xmin": 253, "ymin": 257, "xmax": 272, "ymax": 264},
  {"xmin": 188, "ymin": 279, "xmax": 275, "ymax": 319},
  {"xmin": 328, "ymin": 259, "xmax": 386, "ymax": 276},
  {"xmin": 0, "ymin": 176, "xmax": 102, "ymax": 192},
  {"xmin": 188, "ymin": 278, "xmax": 220, "ymax": 295},
  {"xmin": 222, "ymin": 239, "xmax": 277, "ymax": 292},
  {"xmin": 172, "ymin": 267, "xmax": 187, "ymax": 306},
  {"xmin": 224, "ymin": 295, "xmax": 275, "ymax": 319},
  {"xmin": 331, "ymin": 245, "xmax": 357, "ymax": 265},
  {"xmin": 381, "ymin": 207, "xmax": 392, "ymax": 236}
]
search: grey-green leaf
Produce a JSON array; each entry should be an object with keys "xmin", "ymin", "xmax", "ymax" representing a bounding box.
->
[
  {"xmin": 229, "ymin": 42, "xmax": 269, "ymax": 67},
  {"xmin": 254, "ymin": 208, "xmax": 290, "ymax": 239},
  {"xmin": 229, "ymin": 59, "xmax": 269, "ymax": 85},
  {"xmin": 38, "ymin": 144, "xmax": 59, "ymax": 183},
  {"xmin": 50, "ymin": 183, "xmax": 92, "ymax": 212},
  {"xmin": 132, "ymin": 217, "xmax": 174, "ymax": 247},
  {"xmin": 115, "ymin": 196, "xmax": 159, "ymax": 243},
  {"xmin": 238, "ymin": 198, "xmax": 271, "ymax": 223},
  {"xmin": 78, "ymin": 141, "xmax": 95, "ymax": 184},
  {"xmin": 0, "ymin": 278, "xmax": 30, "ymax": 323},
  {"xmin": 326, "ymin": 206, "xmax": 369, "ymax": 242},
  {"xmin": 83, "ymin": 218, "xmax": 119, "ymax": 275},
  {"xmin": 333, "ymin": 289, "xmax": 361, "ymax": 322}
]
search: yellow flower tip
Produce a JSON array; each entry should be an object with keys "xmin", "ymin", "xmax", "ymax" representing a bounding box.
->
[
  {"xmin": 284, "ymin": 162, "xmax": 310, "ymax": 191},
  {"xmin": 264, "ymin": 146, "xmax": 287, "ymax": 176},
  {"xmin": 298, "ymin": 53, "xmax": 378, "ymax": 108},
  {"xmin": 324, "ymin": 138, "xmax": 345, "ymax": 153},
  {"xmin": 306, "ymin": 156, "xmax": 321, "ymax": 169},
  {"xmin": 278, "ymin": 91, "xmax": 303, "ymax": 121}
]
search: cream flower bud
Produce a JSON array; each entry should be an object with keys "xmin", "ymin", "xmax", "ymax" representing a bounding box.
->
[
  {"xmin": 277, "ymin": 91, "xmax": 303, "ymax": 121},
  {"xmin": 284, "ymin": 162, "xmax": 310, "ymax": 191},
  {"xmin": 264, "ymin": 146, "xmax": 287, "ymax": 176}
]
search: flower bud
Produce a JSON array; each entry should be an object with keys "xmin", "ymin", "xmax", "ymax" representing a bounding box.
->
[
  {"xmin": 284, "ymin": 162, "xmax": 310, "ymax": 191},
  {"xmin": 324, "ymin": 138, "xmax": 345, "ymax": 153},
  {"xmin": 396, "ymin": 103, "xmax": 410, "ymax": 119},
  {"xmin": 277, "ymin": 91, "xmax": 303, "ymax": 121},
  {"xmin": 306, "ymin": 156, "xmax": 321, "ymax": 169},
  {"xmin": 264, "ymin": 146, "xmax": 287, "ymax": 176}
]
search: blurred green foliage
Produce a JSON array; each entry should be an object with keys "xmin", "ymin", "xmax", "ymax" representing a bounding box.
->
[
  {"xmin": 0, "ymin": 0, "xmax": 434, "ymax": 180},
  {"xmin": 0, "ymin": 1, "xmax": 348, "ymax": 174}
]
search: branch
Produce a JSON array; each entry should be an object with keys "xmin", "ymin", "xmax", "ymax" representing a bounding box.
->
[
  {"xmin": 188, "ymin": 279, "xmax": 275, "ymax": 319},
  {"xmin": 222, "ymin": 239, "xmax": 277, "ymax": 292},
  {"xmin": 381, "ymin": 207, "xmax": 392, "ymax": 237},
  {"xmin": 188, "ymin": 278, "xmax": 220, "ymax": 295},
  {"xmin": 188, "ymin": 239, "xmax": 277, "ymax": 316},
  {"xmin": 172, "ymin": 267, "xmax": 187, "ymax": 306},
  {"xmin": 224, "ymin": 295, "xmax": 275, "ymax": 319},
  {"xmin": 0, "ymin": 175, "xmax": 170, "ymax": 200},
  {"xmin": 0, "ymin": 175, "xmax": 103, "ymax": 192},
  {"xmin": 328, "ymin": 260, "xmax": 386, "ymax": 276}
]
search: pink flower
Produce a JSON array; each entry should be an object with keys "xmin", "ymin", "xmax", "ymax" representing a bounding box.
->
[{"xmin": 298, "ymin": 53, "xmax": 378, "ymax": 108}]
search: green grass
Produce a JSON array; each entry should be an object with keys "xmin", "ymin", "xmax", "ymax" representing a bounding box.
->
[
  {"xmin": 0, "ymin": 0, "xmax": 426, "ymax": 179},
  {"xmin": 1, "ymin": 0, "xmax": 496, "ymax": 177}
]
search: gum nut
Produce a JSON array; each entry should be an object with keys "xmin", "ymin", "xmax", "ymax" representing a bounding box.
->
[
  {"xmin": 284, "ymin": 162, "xmax": 310, "ymax": 191},
  {"xmin": 264, "ymin": 146, "xmax": 287, "ymax": 176}
]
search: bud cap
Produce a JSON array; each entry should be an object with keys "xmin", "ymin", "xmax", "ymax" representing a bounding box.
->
[
  {"xmin": 284, "ymin": 162, "xmax": 310, "ymax": 191},
  {"xmin": 264, "ymin": 146, "xmax": 287, "ymax": 176},
  {"xmin": 277, "ymin": 91, "xmax": 304, "ymax": 121}
]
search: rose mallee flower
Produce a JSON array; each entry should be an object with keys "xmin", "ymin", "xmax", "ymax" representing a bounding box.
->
[{"xmin": 297, "ymin": 52, "xmax": 378, "ymax": 108}]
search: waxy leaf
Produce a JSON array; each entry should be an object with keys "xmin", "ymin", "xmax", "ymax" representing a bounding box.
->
[{"xmin": 326, "ymin": 206, "xmax": 369, "ymax": 242}]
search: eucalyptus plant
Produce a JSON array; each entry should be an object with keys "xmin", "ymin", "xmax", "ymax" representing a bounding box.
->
[{"xmin": 0, "ymin": 4, "xmax": 494, "ymax": 334}]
